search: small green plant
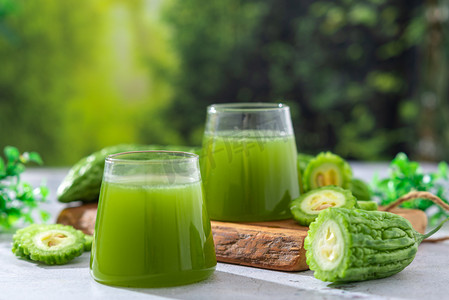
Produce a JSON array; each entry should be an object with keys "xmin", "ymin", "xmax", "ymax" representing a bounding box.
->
[
  {"xmin": 372, "ymin": 152, "xmax": 449, "ymax": 225},
  {"xmin": 0, "ymin": 146, "xmax": 49, "ymax": 230}
]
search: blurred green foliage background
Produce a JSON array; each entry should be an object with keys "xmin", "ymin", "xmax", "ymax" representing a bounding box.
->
[{"xmin": 0, "ymin": 0, "xmax": 448, "ymax": 165}]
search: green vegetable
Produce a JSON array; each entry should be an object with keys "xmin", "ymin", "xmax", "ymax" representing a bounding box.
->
[
  {"xmin": 83, "ymin": 234, "xmax": 93, "ymax": 251},
  {"xmin": 372, "ymin": 152, "xmax": 449, "ymax": 225},
  {"xmin": 305, "ymin": 207, "xmax": 448, "ymax": 282},
  {"xmin": 356, "ymin": 200, "xmax": 378, "ymax": 211},
  {"xmin": 349, "ymin": 178, "xmax": 372, "ymax": 200},
  {"xmin": 11, "ymin": 224, "xmax": 41, "ymax": 258},
  {"xmin": 297, "ymin": 153, "xmax": 314, "ymax": 175},
  {"xmin": 0, "ymin": 146, "xmax": 49, "ymax": 230},
  {"xmin": 57, "ymin": 144, "xmax": 201, "ymax": 203},
  {"xmin": 297, "ymin": 153, "xmax": 314, "ymax": 193},
  {"xmin": 12, "ymin": 224, "xmax": 89, "ymax": 265},
  {"xmin": 290, "ymin": 186, "xmax": 356, "ymax": 226},
  {"xmin": 302, "ymin": 152, "xmax": 352, "ymax": 192}
]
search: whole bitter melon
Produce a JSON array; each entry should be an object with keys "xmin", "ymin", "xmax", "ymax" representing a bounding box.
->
[
  {"xmin": 297, "ymin": 153, "xmax": 314, "ymax": 193},
  {"xmin": 349, "ymin": 178, "xmax": 372, "ymax": 200},
  {"xmin": 297, "ymin": 153, "xmax": 314, "ymax": 176},
  {"xmin": 305, "ymin": 207, "xmax": 448, "ymax": 282},
  {"xmin": 57, "ymin": 144, "xmax": 201, "ymax": 203}
]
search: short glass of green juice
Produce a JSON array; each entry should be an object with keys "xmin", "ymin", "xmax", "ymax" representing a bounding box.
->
[
  {"xmin": 201, "ymin": 103, "xmax": 300, "ymax": 222},
  {"xmin": 90, "ymin": 151, "xmax": 216, "ymax": 287}
]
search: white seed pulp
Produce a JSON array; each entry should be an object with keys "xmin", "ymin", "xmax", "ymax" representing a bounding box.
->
[
  {"xmin": 311, "ymin": 163, "xmax": 342, "ymax": 188},
  {"xmin": 300, "ymin": 190, "xmax": 346, "ymax": 215},
  {"xmin": 34, "ymin": 230, "xmax": 75, "ymax": 251},
  {"xmin": 313, "ymin": 220, "xmax": 344, "ymax": 270}
]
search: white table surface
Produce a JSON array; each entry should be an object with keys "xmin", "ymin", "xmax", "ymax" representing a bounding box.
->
[{"xmin": 1, "ymin": 164, "xmax": 449, "ymax": 300}]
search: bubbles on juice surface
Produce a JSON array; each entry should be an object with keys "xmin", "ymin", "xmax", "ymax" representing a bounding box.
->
[{"xmin": 104, "ymin": 174, "xmax": 200, "ymax": 189}]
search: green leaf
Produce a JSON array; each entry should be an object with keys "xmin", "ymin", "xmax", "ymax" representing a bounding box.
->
[
  {"xmin": 22, "ymin": 152, "xmax": 44, "ymax": 165},
  {"xmin": 0, "ymin": 157, "xmax": 5, "ymax": 178},
  {"xmin": 6, "ymin": 162, "xmax": 25, "ymax": 176},
  {"xmin": 40, "ymin": 210, "xmax": 51, "ymax": 222},
  {"xmin": 22, "ymin": 213, "xmax": 34, "ymax": 224},
  {"xmin": 391, "ymin": 152, "xmax": 408, "ymax": 166},
  {"xmin": 438, "ymin": 162, "xmax": 449, "ymax": 180},
  {"xmin": 6, "ymin": 207, "xmax": 21, "ymax": 217},
  {"xmin": 0, "ymin": 146, "xmax": 49, "ymax": 229},
  {"xmin": 373, "ymin": 152, "xmax": 449, "ymax": 225},
  {"xmin": 29, "ymin": 152, "xmax": 43, "ymax": 165},
  {"xmin": 0, "ymin": 156, "xmax": 5, "ymax": 172},
  {"xmin": 4, "ymin": 146, "xmax": 20, "ymax": 163},
  {"xmin": 39, "ymin": 185, "xmax": 49, "ymax": 199},
  {"xmin": 0, "ymin": 193, "xmax": 6, "ymax": 210}
]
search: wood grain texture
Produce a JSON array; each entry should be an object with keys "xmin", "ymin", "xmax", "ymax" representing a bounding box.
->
[
  {"xmin": 211, "ymin": 221, "xmax": 308, "ymax": 271},
  {"xmin": 56, "ymin": 203, "xmax": 98, "ymax": 235},
  {"xmin": 56, "ymin": 204, "xmax": 427, "ymax": 271}
]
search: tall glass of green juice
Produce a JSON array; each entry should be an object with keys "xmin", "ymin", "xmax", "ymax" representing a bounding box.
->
[
  {"xmin": 90, "ymin": 151, "xmax": 216, "ymax": 287},
  {"xmin": 201, "ymin": 103, "xmax": 300, "ymax": 221}
]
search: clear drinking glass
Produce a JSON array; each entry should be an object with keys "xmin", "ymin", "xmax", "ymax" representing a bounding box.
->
[
  {"xmin": 90, "ymin": 151, "xmax": 216, "ymax": 287},
  {"xmin": 201, "ymin": 103, "xmax": 300, "ymax": 221}
]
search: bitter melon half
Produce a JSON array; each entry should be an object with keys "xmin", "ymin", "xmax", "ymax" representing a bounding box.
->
[
  {"xmin": 302, "ymin": 152, "xmax": 353, "ymax": 192},
  {"xmin": 57, "ymin": 144, "xmax": 201, "ymax": 203},
  {"xmin": 305, "ymin": 207, "xmax": 449, "ymax": 282}
]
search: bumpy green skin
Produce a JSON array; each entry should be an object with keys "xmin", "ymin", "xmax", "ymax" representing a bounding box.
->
[
  {"xmin": 83, "ymin": 235, "xmax": 93, "ymax": 251},
  {"xmin": 302, "ymin": 152, "xmax": 353, "ymax": 192},
  {"xmin": 12, "ymin": 224, "xmax": 42, "ymax": 259},
  {"xmin": 356, "ymin": 201, "xmax": 378, "ymax": 211},
  {"xmin": 57, "ymin": 144, "xmax": 201, "ymax": 203},
  {"xmin": 349, "ymin": 178, "xmax": 372, "ymax": 200},
  {"xmin": 305, "ymin": 208, "xmax": 422, "ymax": 282},
  {"xmin": 12, "ymin": 224, "xmax": 87, "ymax": 265},
  {"xmin": 297, "ymin": 153, "xmax": 314, "ymax": 175},
  {"xmin": 290, "ymin": 186, "xmax": 356, "ymax": 226},
  {"xmin": 297, "ymin": 153, "xmax": 314, "ymax": 193}
]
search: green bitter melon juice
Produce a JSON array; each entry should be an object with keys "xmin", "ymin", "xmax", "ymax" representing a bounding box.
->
[
  {"xmin": 90, "ymin": 151, "xmax": 216, "ymax": 288},
  {"xmin": 201, "ymin": 130, "xmax": 300, "ymax": 221}
]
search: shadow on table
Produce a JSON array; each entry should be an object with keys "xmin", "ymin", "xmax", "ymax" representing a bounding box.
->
[
  {"xmin": 25, "ymin": 251, "xmax": 91, "ymax": 270},
  {"xmin": 119, "ymin": 271, "xmax": 355, "ymax": 300}
]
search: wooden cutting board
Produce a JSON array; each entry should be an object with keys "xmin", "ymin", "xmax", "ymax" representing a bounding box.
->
[{"xmin": 57, "ymin": 204, "xmax": 427, "ymax": 272}]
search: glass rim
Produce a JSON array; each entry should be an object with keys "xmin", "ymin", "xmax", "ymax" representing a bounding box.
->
[
  {"xmin": 106, "ymin": 150, "xmax": 199, "ymax": 164},
  {"xmin": 208, "ymin": 102, "xmax": 289, "ymax": 113}
]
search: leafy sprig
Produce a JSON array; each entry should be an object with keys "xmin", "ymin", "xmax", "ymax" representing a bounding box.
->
[
  {"xmin": 372, "ymin": 153, "xmax": 449, "ymax": 225},
  {"xmin": 0, "ymin": 146, "xmax": 49, "ymax": 230}
]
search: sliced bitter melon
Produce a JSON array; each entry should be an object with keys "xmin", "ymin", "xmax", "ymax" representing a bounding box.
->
[
  {"xmin": 290, "ymin": 186, "xmax": 356, "ymax": 226},
  {"xmin": 305, "ymin": 208, "xmax": 449, "ymax": 282},
  {"xmin": 302, "ymin": 152, "xmax": 352, "ymax": 192},
  {"xmin": 12, "ymin": 224, "xmax": 42, "ymax": 259},
  {"xmin": 356, "ymin": 200, "xmax": 378, "ymax": 211},
  {"xmin": 12, "ymin": 224, "xmax": 86, "ymax": 265}
]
